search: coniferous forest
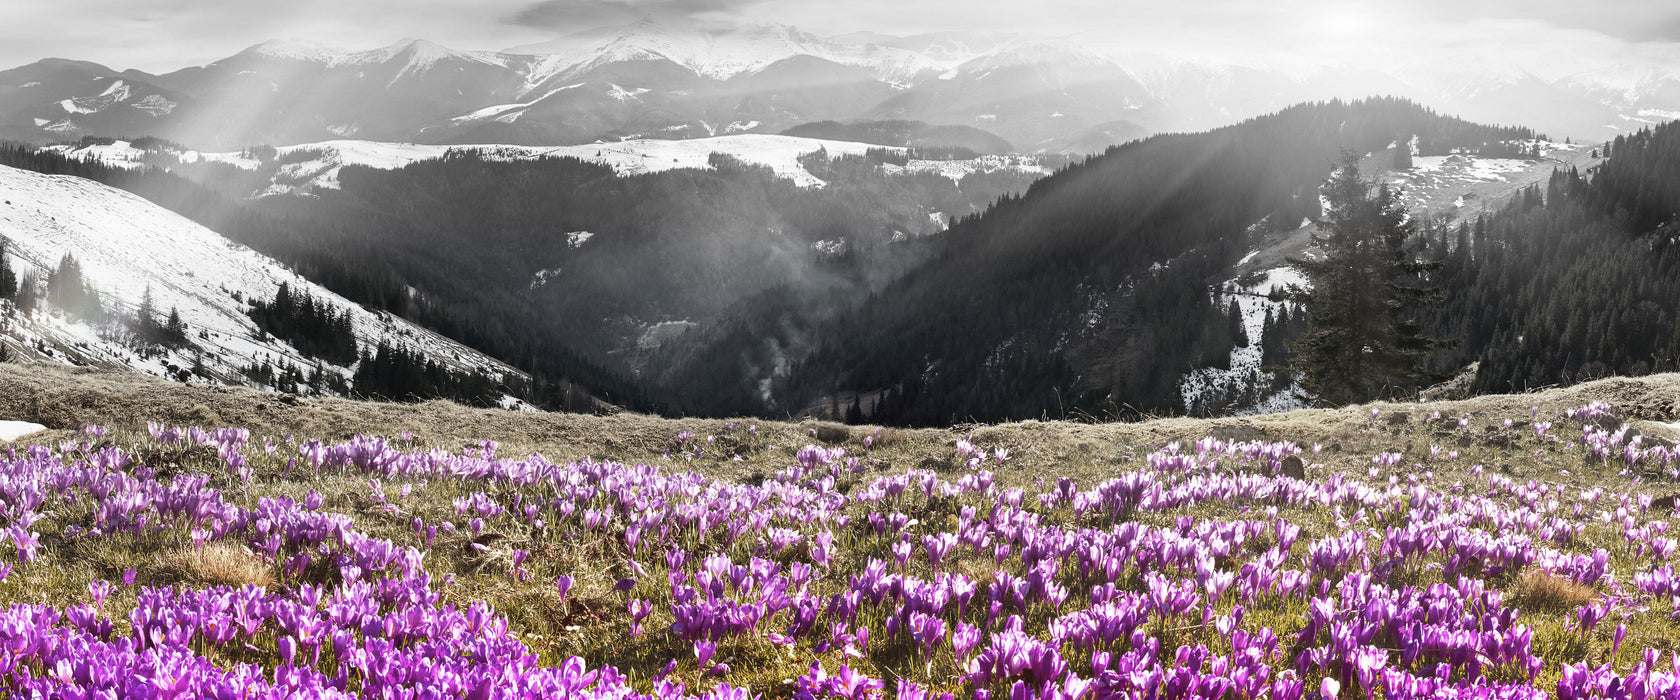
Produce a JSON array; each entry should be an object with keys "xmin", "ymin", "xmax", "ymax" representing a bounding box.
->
[
  {"xmin": 247, "ymin": 283, "xmax": 358, "ymax": 367},
  {"xmin": 1422, "ymin": 123, "xmax": 1680, "ymax": 392}
]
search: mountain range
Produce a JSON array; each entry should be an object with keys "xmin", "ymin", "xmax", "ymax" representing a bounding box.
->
[{"xmin": 4, "ymin": 23, "xmax": 1680, "ymax": 152}]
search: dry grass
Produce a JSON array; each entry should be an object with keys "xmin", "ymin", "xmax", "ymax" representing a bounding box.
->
[
  {"xmin": 1509, "ymin": 570, "xmax": 1599, "ymax": 613},
  {"xmin": 806, "ymin": 422, "xmax": 853, "ymax": 445},
  {"xmin": 3, "ymin": 361, "xmax": 1680, "ymax": 495},
  {"xmin": 155, "ymin": 542, "xmax": 275, "ymax": 589}
]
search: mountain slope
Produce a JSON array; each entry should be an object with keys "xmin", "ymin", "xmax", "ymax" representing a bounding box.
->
[
  {"xmin": 782, "ymin": 98, "xmax": 1536, "ymax": 424},
  {"xmin": 0, "ymin": 163, "xmax": 519, "ymax": 394},
  {"xmin": 0, "ymin": 59, "xmax": 185, "ymax": 144}
]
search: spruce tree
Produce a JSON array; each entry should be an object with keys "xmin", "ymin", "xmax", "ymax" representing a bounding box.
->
[
  {"xmin": 1227, "ymin": 298, "xmax": 1249, "ymax": 347},
  {"xmin": 1287, "ymin": 152, "xmax": 1451, "ymax": 405},
  {"xmin": 46, "ymin": 253, "xmax": 101, "ymax": 320},
  {"xmin": 1392, "ymin": 137, "xmax": 1413, "ymax": 170},
  {"xmin": 0, "ymin": 237, "xmax": 16, "ymax": 301}
]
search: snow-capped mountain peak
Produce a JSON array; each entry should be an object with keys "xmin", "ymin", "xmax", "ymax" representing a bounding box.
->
[{"xmin": 239, "ymin": 38, "xmax": 345, "ymax": 64}]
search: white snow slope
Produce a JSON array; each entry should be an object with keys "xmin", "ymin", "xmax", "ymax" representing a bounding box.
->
[{"xmin": 0, "ymin": 164, "xmax": 519, "ymax": 389}]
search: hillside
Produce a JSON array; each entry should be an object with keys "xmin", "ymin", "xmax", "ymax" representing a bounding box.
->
[
  {"xmin": 0, "ymin": 163, "xmax": 521, "ymax": 401},
  {"xmin": 0, "ymin": 362, "xmax": 1679, "ymax": 696},
  {"xmin": 783, "ymin": 97, "xmax": 1537, "ymax": 425}
]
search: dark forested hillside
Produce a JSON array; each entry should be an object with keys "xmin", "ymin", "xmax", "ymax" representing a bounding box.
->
[
  {"xmin": 278, "ymin": 150, "xmax": 1041, "ymax": 415},
  {"xmin": 1423, "ymin": 123, "xmax": 1680, "ymax": 392},
  {"xmin": 782, "ymin": 97, "xmax": 1535, "ymax": 425}
]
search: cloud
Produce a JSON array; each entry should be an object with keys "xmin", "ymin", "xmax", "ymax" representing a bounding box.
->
[
  {"xmin": 3, "ymin": 0, "xmax": 1680, "ymax": 75},
  {"xmin": 506, "ymin": 0, "xmax": 753, "ymax": 30}
]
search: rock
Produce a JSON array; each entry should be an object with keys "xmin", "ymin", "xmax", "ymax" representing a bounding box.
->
[
  {"xmin": 810, "ymin": 423, "xmax": 851, "ymax": 445},
  {"xmin": 1655, "ymin": 494, "xmax": 1677, "ymax": 511},
  {"xmin": 1281, "ymin": 455, "xmax": 1306, "ymax": 480}
]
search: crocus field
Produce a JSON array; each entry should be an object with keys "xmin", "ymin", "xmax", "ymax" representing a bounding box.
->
[{"xmin": 1, "ymin": 401, "xmax": 1679, "ymax": 699}]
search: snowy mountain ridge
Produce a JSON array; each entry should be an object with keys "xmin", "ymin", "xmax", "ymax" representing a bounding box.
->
[
  {"xmin": 42, "ymin": 135, "xmax": 1052, "ymax": 195},
  {"xmin": 7, "ymin": 24, "xmax": 1679, "ymax": 156}
]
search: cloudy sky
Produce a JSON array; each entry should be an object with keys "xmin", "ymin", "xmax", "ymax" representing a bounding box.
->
[{"xmin": 1, "ymin": 0, "xmax": 1677, "ymax": 72}]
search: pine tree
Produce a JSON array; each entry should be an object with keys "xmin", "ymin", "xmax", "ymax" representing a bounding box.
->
[
  {"xmin": 137, "ymin": 286, "xmax": 157, "ymax": 328},
  {"xmin": 1227, "ymin": 298, "xmax": 1249, "ymax": 347},
  {"xmin": 1392, "ymin": 137, "xmax": 1413, "ymax": 170},
  {"xmin": 0, "ymin": 237, "xmax": 16, "ymax": 300},
  {"xmin": 46, "ymin": 253, "xmax": 101, "ymax": 320},
  {"xmin": 1287, "ymin": 152, "xmax": 1451, "ymax": 405}
]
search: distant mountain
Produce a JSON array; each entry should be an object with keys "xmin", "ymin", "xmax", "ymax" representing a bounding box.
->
[
  {"xmin": 0, "ymin": 160, "xmax": 522, "ymax": 399},
  {"xmin": 0, "ymin": 59, "xmax": 184, "ymax": 143},
  {"xmin": 5, "ymin": 26, "xmax": 1678, "ymax": 153}
]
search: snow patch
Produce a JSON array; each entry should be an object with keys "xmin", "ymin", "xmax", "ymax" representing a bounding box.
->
[
  {"xmin": 1178, "ymin": 267, "xmax": 1308, "ymax": 417},
  {"xmin": 133, "ymin": 94, "xmax": 176, "ymax": 116},
  {"xmin": 98, "ymin": 80, "xmax": 131, "ymax": 100},
  {"xmin": 607, "ymin": 83, "xmax": 650, "ymax": 101},
  {"xmin": 879, "ymin": 154, "xmax": 1048, "ymax": 183},
  {"xmin": 565, "ymin": 231, "xmax": 594, "ymax": 248},
  {"xmin": 0, "ymin": 421, "xmax": 47, "ymax": 442},
  {"xmin": 449, "ymin": 83, "xmax": 585, "ymax": 125},
  {"xmin": 811, "ymin": 239, "xmax": 846, "ymax": 256},
  {"xmin": 530, "ymin": 268, "xmax": 561, "ymax": 290},
  {"xmin": 1409, "ymin": 154, "xmax": 1530, "ymax": 182}
]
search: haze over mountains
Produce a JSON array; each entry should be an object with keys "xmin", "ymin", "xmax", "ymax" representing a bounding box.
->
[{"xmin": 4, "ymin": 22, "xmax": 1680, "ymax": 152}]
